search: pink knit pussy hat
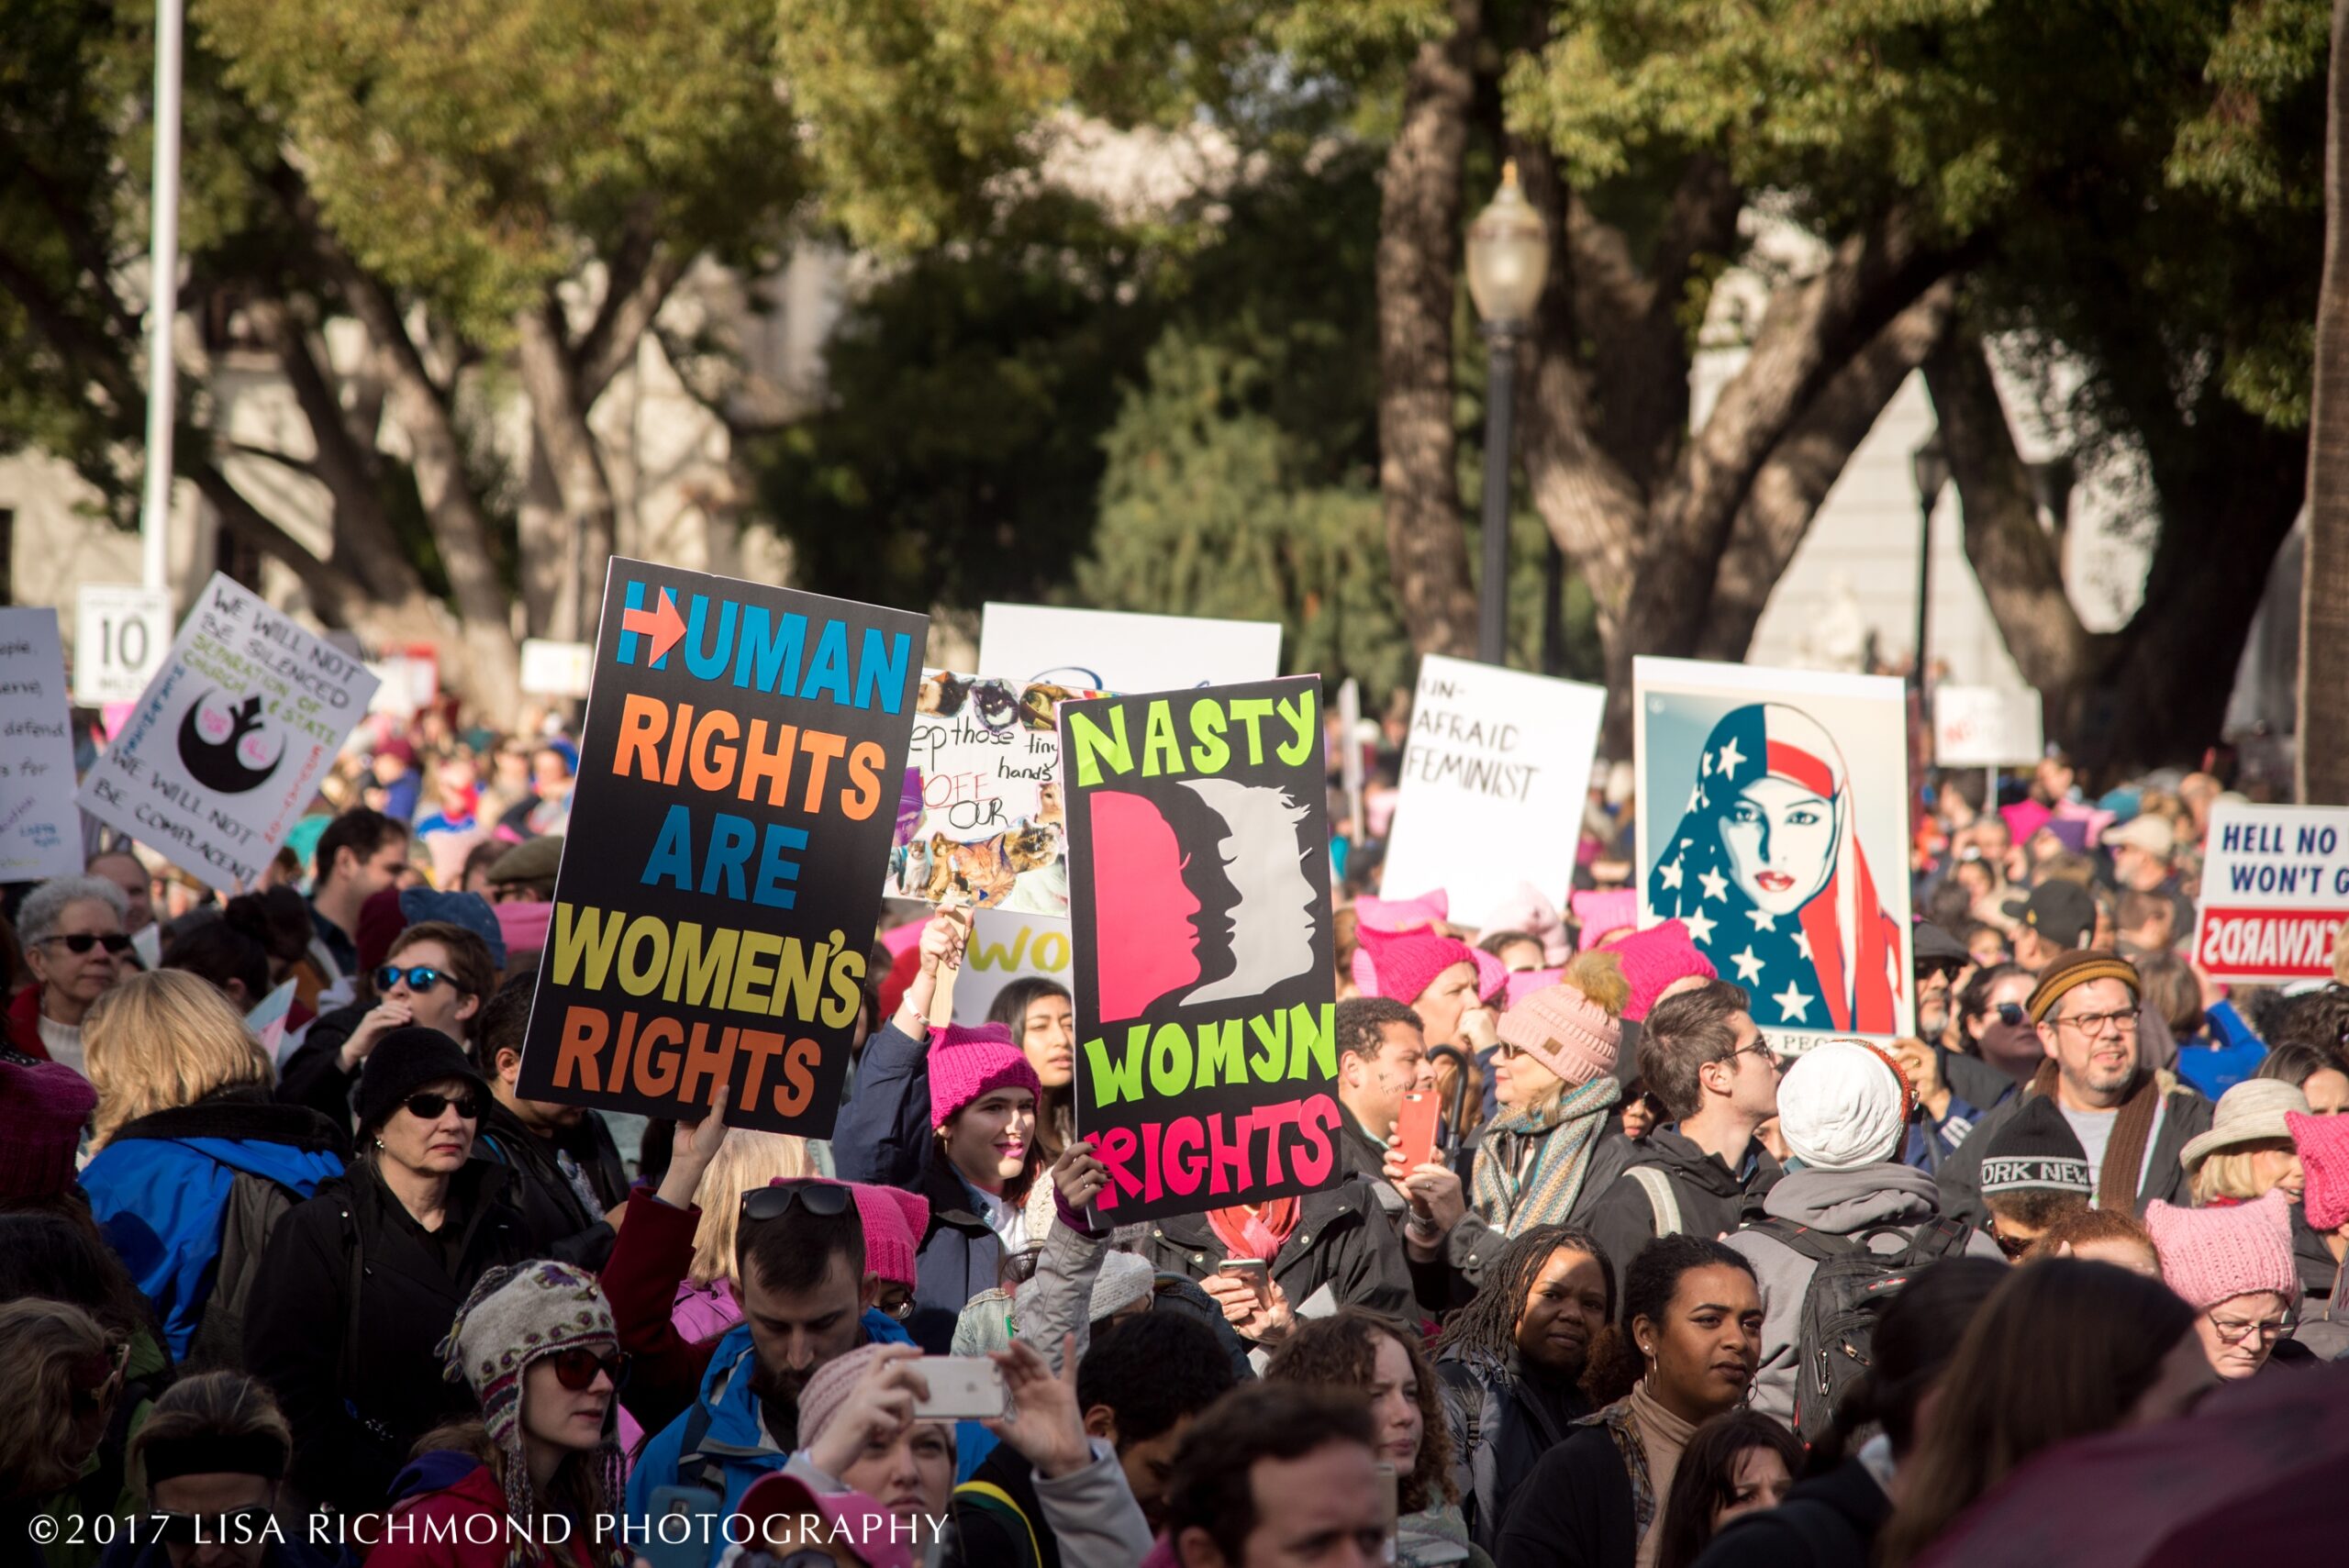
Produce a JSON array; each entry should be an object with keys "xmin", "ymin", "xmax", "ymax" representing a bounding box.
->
[
  {"xmin": 928, "ymin": 1023, "xmax": 1042, "ymax": 1129},
  {"xmin": 842, "ymin": 1182, "xmax": 930, "ymax": 1291},
  {"xmin": 1357, "ymin": 889, "xmax": 1449, "ymax": 932},
  {"xmin": 2144, "ymin": 1189, "xmax": 2299, "ymax": 1309},
  {"xmin": 2288, "ymin": 1111, "xmax": 2349, "ymax": 1233},
  {"xmin": 1355, "ymin": 925, "xmax": 1479, "ymax": 1008},
  {"xmin": 1606, "ymin": 919, "xmax": 1719, "ymax": 1023}
]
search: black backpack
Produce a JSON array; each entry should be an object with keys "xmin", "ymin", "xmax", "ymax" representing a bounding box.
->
[
  {"xmin": 1750, "ymin": 1216, "xmax": 1970, "ymax": 1440},
  {"xmin": 183, "ymin": 1170, "xmax": 305, "ymax": 1371}
]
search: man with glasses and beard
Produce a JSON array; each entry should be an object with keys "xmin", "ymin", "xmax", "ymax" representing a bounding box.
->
[
  {"xmin": 1936, "ymin": 951, "xmax": 2213, "ymax": 1227},
  {"xmin": 616, "ymin": 1096, "xmax": 914, "ymax": 1558}
]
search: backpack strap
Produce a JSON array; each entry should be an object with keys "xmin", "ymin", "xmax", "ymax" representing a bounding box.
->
[
  {"xmin": 955, "ymin": 1480, "xmax": 1042, "ymax": 1568},
  {"xmin": 673, "ymin": 1400, "xmax": 726, "ymax": 1495},
  {"xmin": 1746, "ymin": 1216, "xmax": 1855, "ymax": 1265},
  {"xmin": 1628, "ymin": 1166, "xmax": 1684, "ymax": 1238},
  {"xmin": 1901, "ymin": 1218, "xmax": 1971, "ymax": 1266}
]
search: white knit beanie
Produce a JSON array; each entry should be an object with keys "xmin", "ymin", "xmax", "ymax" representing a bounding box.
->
[{"xmin": 1776, "ymin": 1040, "xmax": 1911, "ymax": 1172}]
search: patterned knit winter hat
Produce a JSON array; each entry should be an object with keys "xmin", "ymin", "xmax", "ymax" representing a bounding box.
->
[
  {"xmin": 927, "ymin": 1023, "xmax": 1042, "ymax": 1129},
  {"xmin": 439, "ymin": 1261, "xmax": 624, "ymax": 1566}
]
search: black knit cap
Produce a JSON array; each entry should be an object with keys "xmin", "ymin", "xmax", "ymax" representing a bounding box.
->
[
  {"xmin": 356, "ymin": 1026, "xmax": 488, "ymax": 1136},
  {"xmin": 1977, "ymin": 1095, "xmax": 2094, "ymax": 1196}
]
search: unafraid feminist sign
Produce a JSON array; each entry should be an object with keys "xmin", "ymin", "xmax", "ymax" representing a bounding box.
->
[
  {"xmin": 2193, "ymin": 801, "xmax": 2349, "ymax": 983},
  {"xmin": 1058, "ymin": 676, "xmax": 1341, "ymax": 1222},
  {"xmin": 78, "ymin": 575, "xmax": 378, "ymax": 893},
  {"xmin": 515, "ymin": 562, "xmax": 926, "ymax": 1134}
]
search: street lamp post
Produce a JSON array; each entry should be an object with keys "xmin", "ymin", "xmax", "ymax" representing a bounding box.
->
[
  {"xmin": 1465, "ymin": 161, "xmax": 1551, "ymax": 668},
  {"xmin": 1910, "ymin": 433, "xmax": 1949, "ymax": 691}
]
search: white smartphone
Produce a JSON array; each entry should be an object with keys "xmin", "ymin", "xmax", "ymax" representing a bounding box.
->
[{"xmin": 910, "ymin": 1355, "xmax": 1005, "ymax": 1420}]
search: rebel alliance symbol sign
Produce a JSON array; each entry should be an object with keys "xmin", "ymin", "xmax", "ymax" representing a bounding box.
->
[{"xmin": 178, "ymin": 692, "xmax": 286, "ymax": 795}]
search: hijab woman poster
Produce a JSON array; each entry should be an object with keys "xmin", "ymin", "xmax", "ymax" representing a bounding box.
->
[{"xmin": 1634, "ymin": 657, "xmax": 1914, "ymax": 1044}]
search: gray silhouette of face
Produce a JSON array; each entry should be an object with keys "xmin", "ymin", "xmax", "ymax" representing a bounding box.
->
[{"xmin": 1179, "ymin": 778, "xmax": 1319, "ymax": 1006}]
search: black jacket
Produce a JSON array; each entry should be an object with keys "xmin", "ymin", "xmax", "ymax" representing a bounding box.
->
[
  {"xmin": 243, "ymin": 1158, "xmax": 530, "ymax": 1514},
  {"xmin": 1436, "ymin": 1345, "xmax": 1592, "ymax": 1552},
  {"xmin": 1688, "ymin": 1456, "xmax": 1888, "ymax": 1568},
  {"xmin": 1132, "ymin": 1173, "xmax": 1415, "ymax": 1326},
  {"xmin": 1581, "ymin": 1128, "xmax": 1780, "ymax": 1280},
  {"xmin": 1494, "ymin": 1418, "xmax": 1635, "ymax": 1568},
  {"xmin": 473, "ymin": 1097, "xmax": 628, "ymax": 1269},
  {"xmin": 275, "ymin": 1000, "xmax": 370, "ymax": 1135},
  {"xmin": 2293, "ymin": 1203, "xmax": 2343, "ymax": 1303},
  {"xmin": 951, "ymin": 1443, "xmax": 1058, "ymax": 1568}
]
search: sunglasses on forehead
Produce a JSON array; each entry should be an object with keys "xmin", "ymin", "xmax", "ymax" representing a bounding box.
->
[{"xmin": 740, "ymin": 1181, "xmax": 853, "ymax": 1224}]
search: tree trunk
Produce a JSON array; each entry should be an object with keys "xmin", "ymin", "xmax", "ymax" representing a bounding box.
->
[
  {"xmin": 517, "ymin": 297, "xmax": 620, "ymax": 641},
  {"xmin": 1698, "ymin": 280, "xmax": 1960, "ymax": 661},
  {"xmin": 1375, "ymin": 0, "xmax": 1481, "ymax": 659},
  {"xmin": 2302, "ymin": 0, "xmax": 2349, "ymax": 803}
]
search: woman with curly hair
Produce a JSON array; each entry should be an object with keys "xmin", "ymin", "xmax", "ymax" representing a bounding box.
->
[{"xmin": 1266, "ymin": 1309, "xmax": 1486, "ymax": 1568}]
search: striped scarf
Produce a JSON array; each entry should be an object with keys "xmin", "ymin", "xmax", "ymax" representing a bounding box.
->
[
  {"xmin": 2029, "ymin": 1060, "xmax": 2162, "ymax": 1210},
  {"xmin": 1471, "ymin": 1074, "xmax": 1621, "ymax": 1236}
]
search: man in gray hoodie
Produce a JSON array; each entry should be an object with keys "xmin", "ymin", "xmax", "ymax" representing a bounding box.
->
[{"xmin": 1725, "ymin": 1040, "xmax": 2000, "ymax": 1426}]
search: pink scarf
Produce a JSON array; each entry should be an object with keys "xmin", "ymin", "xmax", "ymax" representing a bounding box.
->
[{"xmin": 1208, "ymin": 1199, "xmax": 1298, "ymax": 1262}]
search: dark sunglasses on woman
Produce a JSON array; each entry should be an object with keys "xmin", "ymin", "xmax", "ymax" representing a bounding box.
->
[
  {"xmin": 376, "ymin": 963, "xmax": 450, "ymax": 993},
  {"xmin": 46, "ymin": 932, "xmax": 133, "ymax": 955},
  {"xmin": 545, "ymin": 1347, "xmax": 630, "ymax": 1392},
  {"xmin": 1995, "ymin": 1002, "xmax": 2030, "ymax": 1028},
  {"xmin": 404, "ymin": 1091, "xmax": 481, "ymax": 1121}
]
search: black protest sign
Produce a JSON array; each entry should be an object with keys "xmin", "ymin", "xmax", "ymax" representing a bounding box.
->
[
  {"xmin": 1058, "ymin": 675, "xmax": 1341, "ymax": 1222},
  {"xmin": 515, "ymin": 560, "xmax": 926, "ymax": 1133}
]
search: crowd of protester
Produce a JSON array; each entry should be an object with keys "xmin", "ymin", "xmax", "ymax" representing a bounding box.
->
[{"xmin": 1, "ymin": 706, "xmax": 2344, "ymax": 1568}]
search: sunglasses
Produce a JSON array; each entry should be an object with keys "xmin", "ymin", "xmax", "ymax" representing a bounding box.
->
[
  {"xmin": 740, "ymin": 1181, "xmax": 853, "ymax": 1224},
  {"xmin": 1988, "ymin": 1224, "xmax": 2033, "ymax": 1261},
  {"xmin": 45, "ymin": 932, "xmax": 132, "ymax": 955},
  {"xmin": 1994, "ymin": 1002, "xmax": 2030, "ymax": 1029},
  {"xmin": 376, "ymin": 963, "xmax": 450, "ymax": 994},
  {"xmin": 152, "ymin": 1508, "xmax": 276, "ymax": 1546},
  {"xmin": 403, "ymin": 1091, "xmax": 481, "ymax": 1121},
  {"xmin": 544, "ymin": 1347, "xmax": 630, "ymax": 1392}
]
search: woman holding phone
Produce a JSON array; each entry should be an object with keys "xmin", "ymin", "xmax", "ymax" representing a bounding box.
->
[{"xmin": 1388, "ymin": 955, "xmax": 1632, "ymax": 1291}]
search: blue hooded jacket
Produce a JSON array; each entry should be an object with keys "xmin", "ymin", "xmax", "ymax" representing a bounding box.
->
[
  {"xmin": 79, "ymin": 1095, "xmax": 346, "ymax": 1361},
  {"xmin": 625, "ymin": 1309, "xmax": 913, "ymax": 1564}
]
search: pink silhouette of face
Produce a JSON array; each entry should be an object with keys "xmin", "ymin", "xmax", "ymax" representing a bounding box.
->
[{"xmin": 1088, "ymin": 790, "xmax": 1202, "ymax": 1022}]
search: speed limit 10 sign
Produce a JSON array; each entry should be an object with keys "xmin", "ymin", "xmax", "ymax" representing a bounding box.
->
[{"xmin": 73, "ymin": 584, "xmax": 174, "ymax": 706}]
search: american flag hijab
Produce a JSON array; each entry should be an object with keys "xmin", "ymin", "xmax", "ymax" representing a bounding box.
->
[{"xmin": 1646, "ymin": 701, "xmax": 1903, "ymax": 1035}]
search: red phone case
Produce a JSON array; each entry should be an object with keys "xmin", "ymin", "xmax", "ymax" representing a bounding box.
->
[{"xmin": 1396, "ymin": 1093, "xmax": 1440, "ymax": 1173}]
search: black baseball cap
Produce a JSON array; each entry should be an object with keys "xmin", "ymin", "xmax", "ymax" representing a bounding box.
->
[{"xmin": 2020, "ymin": 882, "xmax": 2097, "ymax": 950}]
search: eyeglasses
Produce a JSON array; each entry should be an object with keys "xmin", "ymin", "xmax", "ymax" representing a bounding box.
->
[
  {"xmin": 44, "ymin": 932, "xmax": 131, "ymax": 955},
  {"xmin": 1729, "ymin": 1037, "xmax": 1780, "ymax": 1066},
  {"xmin": 150, "ymin": 1507, "xmax": 277, "ymax": 1545},
  {"xmin": 403, "ymin": 1091, "xmax": 481, "ymax": 1121},
  {"xmin": 874, "ymin": 1284, "xmax": 916, "ymax": 1322},
  {"xmin": 1994, "ymin": 1002, "xmax": 2030, "ymax": 1029},
  {"xmin": 2053, "ymin": 1008, "xmax": 2139, "ymax": 1037},
  {"xmin": 2206, "ymin": 1309, "xmax": 2289, "ymax": 1346},
  {"xmin": 543, "ymin": 1347, "xmax": 631, "ymax": 1391},
  {"xmin": 740, "ymin": 1181, "xmax": 854, "ymax": 1225},
  {"xmin": 376, "ymin": 963, "xmax": 450, "ymax": 994}
]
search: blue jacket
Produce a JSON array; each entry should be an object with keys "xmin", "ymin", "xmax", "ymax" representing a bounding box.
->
[
  {"xmin": 832, "ymin": 1021, "xmax": 1013, "ymax": 1353},
  {"xmin": 625, "ymin": 1311, "xmax": 912, "ymax": 1562},
  {"xmin": 79, "ymin": 1095, "xmax": 346, "ymax": 1361}
]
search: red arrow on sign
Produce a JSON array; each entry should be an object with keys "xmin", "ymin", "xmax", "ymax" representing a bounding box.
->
[{"xmin": 621, "ymin": 588, "xmax": 687, "ymax": 666}]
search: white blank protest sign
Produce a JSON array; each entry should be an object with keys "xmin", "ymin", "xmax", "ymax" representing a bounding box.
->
[
  {"xmin": 977, "ymin": 604, "xmax": 1282, "ymax": 694},
  {"xmin": 1381, "ymin": 654, "xmax": 1605, "ymax": 922},
  {"xmin": 1933, "ymin": 685, "xmax": 2043, "ymax": 767}
]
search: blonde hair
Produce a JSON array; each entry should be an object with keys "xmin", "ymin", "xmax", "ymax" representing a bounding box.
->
[
  {"xmin": 85, "ymin": 970, "xmax": 273, "ymax": 1149},
  {"xmin": 2189, "ymin": 1140, "xmax": 2294, "ymax": 1205},
  {"xmin": 0, "ymin": 1298, "xmax": 115, "ymax": 1494},
  {"xmin": 689, "ymin": 1130, "xmax": 815, "ymax": 1284},
  {"xmin": 1515, "ymin": 951, "xmax": 1631, "ymax": 1118}
]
